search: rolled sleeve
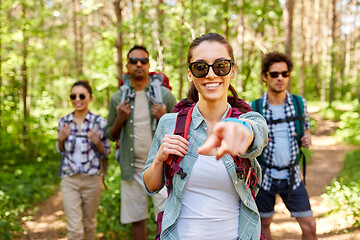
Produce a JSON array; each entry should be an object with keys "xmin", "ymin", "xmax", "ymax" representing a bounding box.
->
[
  {"xmin": 302, "ymin": 98, "xmax": 311, "ymax": 130},
  {"xmin": 142, "ymin": 114, "xmax": 175, "ymax": 196},
  {"xmin": 106, "ymin": 91, "xmax": 121, "ymax": 141},
  {"xmin": 56, "ymin": 118, "xmax": 65, "ymax": 154},
  {"xmin": 238, "ymin": 111, "xmax": 269, "ymax": 159},
  {"xmin": 99, "ymin": 117, "xmax": 111, "ymax": 158}
]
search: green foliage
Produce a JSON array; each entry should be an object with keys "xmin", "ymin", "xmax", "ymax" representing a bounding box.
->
[
  {"xmin": 335, "ymin": 104, "xmax": 360, "ymax": 145},
  {"xmin": 319, "ymin": 107, "xmax": 344, "ymax": 121},
  {"xmin": 1, "ymin": 0, "xmax": 360, "ymax": 238},
  {"xmin": 322, "ymin": 149, "xmax": 360, "ymax": 228},
  {"xmin": 0, "ymin": 151, "xmax": 60, "ymax": 239}
]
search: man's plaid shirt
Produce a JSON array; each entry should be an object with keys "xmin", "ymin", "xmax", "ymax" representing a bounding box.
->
[{"xmin": 260, "ymin": 91, "xmax": 311, "ymax": 191}]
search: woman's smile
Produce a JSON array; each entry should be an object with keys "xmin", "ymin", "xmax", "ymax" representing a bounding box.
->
[{"xmin": 203, "ymin": 82, "xmax": 222, "ymax": 89}]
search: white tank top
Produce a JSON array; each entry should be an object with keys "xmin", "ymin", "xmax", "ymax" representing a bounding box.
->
[
  {"xmin": 73, "ymin": 137, "xmax": 82, "ymax": 168},
  {"xmin": 177, "ymin": 155, "xmax": 240, "ymax": 240}
]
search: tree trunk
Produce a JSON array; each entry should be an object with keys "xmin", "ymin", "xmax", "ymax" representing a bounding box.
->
[
  {"xmin": 114, "ymin": 0, "xmax": 123, "ymax": 85},
  {"xmin": 283, "ymin": 0, "xmax": 294, "ymax": 91},
  {"xmin": 235, "ymin": 0, "xmax": 244, "ymax": 94},
  {"xmin": 130, "ymin": 0, "xmax": 136, "ymax": 40},
  {"xmin": 154, "ymin": 0, "xmax": 164, "ymax": 71},
  {"xmin": 313, "ymin": 0, "xmax": 321, "ymax": 96},
  {"xmin": 353, "ymin": 0, "xmax": 360, "ymax": 102},
  {"xmin": 72, "ymin": 0, "xmax": 83, "ymax": 77},
  {"xmin": 0, "ymin": 0, "xmax": 2, "ymax": 129},
  {"xmin": 21, "ymin": 3, "xmax": 29, "ymax": 147},
  {"xmin": 321, "ymin": 0, "xmax": 329, "ymax": 102},
  {"xmin": 224, "ymin": 0, "xmax": 230, "ymax": 40},
  {"xmin": 344, "ymin": 3, "xmax": 351, "ymax": 80},
  {"xmin": 178, "ymin": 0, "xmax": 185, "ymax": 99},
  {"xmin": 300, "ymin": 0, "xmax": 306, "ymax": 97},
  {"xmin": 79, "ymin": 4, "xmax": 84, "ymax": 76},
  {"xmin": 329, "ymin": 0, "xmax": 339, "ymax": 106}
]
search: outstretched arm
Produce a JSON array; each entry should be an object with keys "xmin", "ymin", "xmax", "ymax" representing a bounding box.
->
[{"xmin": 198, "ymin": 111, "xmax": 268, "ymax": 160}]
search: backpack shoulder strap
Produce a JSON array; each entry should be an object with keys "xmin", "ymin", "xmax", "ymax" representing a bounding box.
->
[
  {"xmin": 92, "ymin": 115, "xmax": 101, "ymax": 131},
  {"xmin": 164, "ymin": 106, "xmax": 194, "ymax": 192},
  {"xmin": 120, "ymin": 74, "xmax": 132, "ymax": 103},
  {"xmin": 291, "ymin": 94, "xmax": 305, "ymax": 144},
  {"xmin": 250, "ymin": 99, "xmax": 267, "ymax": 166},
  {"xmin": 149, "ymin": 74, "xmax": 163, "ymax": 104},
  {"xmin": 291, "ymin": 95, "xmax": 307, "ymax": 184},
  {"xmin": 251, "ymin": 98, "xmax": 263, "ymax": 115}
]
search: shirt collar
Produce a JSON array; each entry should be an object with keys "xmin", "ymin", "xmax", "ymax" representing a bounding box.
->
[
  {"xmin": 191, "ymin": 103, "xmax": 232, "ymax": 130},
  {"xmin": 66, "ymin": 111, "xmax": 93, "ymax": 123},
  {"xmin": 263, "ymin": 90, "xmax": 292, "ymax": 108}
]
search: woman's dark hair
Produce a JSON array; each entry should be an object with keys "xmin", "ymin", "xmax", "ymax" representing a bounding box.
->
[
  {"xmin": 261, "ymin": 51, "xmax": 293, "ymax": 75},
  {"xmin": 187, "ymin": 32, "xmax": 234, "ymax": 63},
  {"xmin": 71, "ymin": 80, "xmax": 92, "ymax": 97},
  {"xmin": 186, "ymin": 33, "xmax": 248, "ymax": 112}
]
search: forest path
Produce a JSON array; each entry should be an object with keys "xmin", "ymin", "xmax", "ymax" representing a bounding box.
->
[{"xmin": 18, "ymin": 107, "xmax": 360, "ymax": 240}]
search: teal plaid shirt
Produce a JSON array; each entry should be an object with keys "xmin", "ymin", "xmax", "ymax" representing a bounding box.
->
[{"xmin": 143, "ymin": 103, "xmax": 268, "ymax": 240}]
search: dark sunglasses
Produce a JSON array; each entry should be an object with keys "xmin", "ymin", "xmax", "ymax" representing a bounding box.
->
[
  {"xmin": 267, "ymin": 71, "xmax": 290, "ymax": 78},
  {"xmin": 128, "ymin": 57, "xmax": 149, "ymax": 65},
  {"xmin": 70, "ymin": 93, "xmax": 86, "ymax": 100},
  {"xmin": 189, "ymin": 59, "xmax": 233, "ymax": 78}
]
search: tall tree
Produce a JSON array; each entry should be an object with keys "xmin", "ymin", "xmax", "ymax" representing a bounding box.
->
[
  {"xmin": 283, "ymin": 0, "xmax": 294, "ymax": 90},
  {"xmin": 344, "ymin": 2, "xmax": 351, "ymax": 80},
  {"xmin": 114, "ymin": 0, "xmax": 123, "ymax": 84},
  {"xmin": 154, "ymin": 0, "xmax": 164, "ymax": 71},
  {"xmin": 235, "ymin": 0, "xmax": 245, "ymax": 94},
  {"xmin": 178, "ymin": 0, "xmax": 186, "ymax": 98},
  {"xmin": 283, "ymin": 0, "xmax": 294, "ymax": 58},
  {"xmin": 72, "ymin": 0, "xmax": 83, "ymax": 76},
  {"xmin": 353, "ymin": 0, "xmax": 360, "ymax": 102},
  {"xmin": 321, "ymin": 0, "xmax": 330, "ymax": 101},
  {"xmin": 300, "ymin": 0, "xmax": 307, "ymax": 97},
  {"xmin": 313, "ymin": 0, "xmax": 321, "ymax": 95},
  {"xmin": 0, "ymin": 0, "xmax": 2, "ymax": 128},
  {"xmin": 329, "ymin": 0, "xmax": 340, "ymax": 106},
  {"xmin": 20, "ymin": 2, "xmax": 29, "ymax": 146}
]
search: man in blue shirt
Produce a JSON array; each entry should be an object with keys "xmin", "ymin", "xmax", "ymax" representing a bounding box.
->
[{"xmin": 252, "ymin": 52, "xmax": 317, "ymax": 240}]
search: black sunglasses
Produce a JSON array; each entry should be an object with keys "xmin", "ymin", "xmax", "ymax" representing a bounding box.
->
[
  {"xmin": 189, "ymin": 59, "xmax": 233, "ymax": 78},
  {"xmin": 128, "ymin": 57, "xmax": 149, "ymax": 65},
  {"xmin": 70, "ymin": 93, "xmax": 86, "ymax": 100},
  {"xmin": 267, "ymin": 71, "xmax": 290, "ymax": 78}
]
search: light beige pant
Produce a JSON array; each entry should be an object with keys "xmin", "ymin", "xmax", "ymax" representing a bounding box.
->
[{"xmin": 61, "ymin": 174, "xmax": 103, "ymax": 240}]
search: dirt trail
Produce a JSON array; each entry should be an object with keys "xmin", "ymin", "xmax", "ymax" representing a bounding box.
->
[
  {"xmin": 19, "ymin": 191, "xmax": 66, "ymax": 240},
  {"xmin": 18, "ymin": 108, "xmax": 360, "ymax": 240}
]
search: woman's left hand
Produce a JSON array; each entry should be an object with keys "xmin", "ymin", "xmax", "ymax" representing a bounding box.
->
[
  {"xmin": 87, "ymin": 129, "xmax": 101, "ymax": 145},
  {"xmin": 197, "ymin": 120, "xmax": 254, "ymax": 159}
]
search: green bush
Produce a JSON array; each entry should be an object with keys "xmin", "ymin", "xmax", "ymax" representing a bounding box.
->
[
  {"xmin": 319, "ymin": 106, "xmax": 344, "ymax": 121},
  {"xmin": 322, "ymin": 149, "xmax": 360, "ymax": 228},
  {"xmin": 335, "ymin": 111, "xmax": 360, "ymax": 145},
  {"xmin": 0, "ymin": 151, "xmax": 60, "ymax": 239}
]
